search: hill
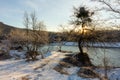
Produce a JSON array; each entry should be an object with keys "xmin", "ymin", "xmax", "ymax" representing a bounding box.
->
[{"xmin": 0, "ymin": 22, "xmax": 17, "ymax": 34}]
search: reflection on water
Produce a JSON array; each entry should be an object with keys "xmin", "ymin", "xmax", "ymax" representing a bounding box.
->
[{"xmin": 41, "ymin": 45, "xmax": 120, "ymax": 67}]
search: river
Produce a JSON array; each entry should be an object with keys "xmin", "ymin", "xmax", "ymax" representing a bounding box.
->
[{"xmin": 41, "ymin": 45, "xmax": 120, "ymax": 67}]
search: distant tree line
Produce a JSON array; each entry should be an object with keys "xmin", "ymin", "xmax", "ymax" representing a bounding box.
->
[{"xmin": 49, "ymin": 29, "xmax": 120, "ymax": 43}]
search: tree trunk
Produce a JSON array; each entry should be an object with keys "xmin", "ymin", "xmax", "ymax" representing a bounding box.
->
[
  {"xmin": 78, "ymin": 24, "xmax": 84, "ymax": 54},
  {"xmin": 78, "ymin": 36, "xmax": 83, "ymax": 54},
  {"xmin": 77, "ymin": 23, "xmax": 93, "ymax": 66}
]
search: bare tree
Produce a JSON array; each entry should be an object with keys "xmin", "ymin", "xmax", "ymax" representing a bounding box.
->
[
  {"xmin": 92, "ymin": 0, "xmax": 120, "ymax": 19},
  {"xmin": 23, "ymin": 12, "xmax": 30, "ymax": 51},
  {"xmin": 23, "ymin": 11, "xmax": 48, "ymax": 61},
  {"xmin": 70, "ymin": 6, "xmax": 95, "ymax": 66}
]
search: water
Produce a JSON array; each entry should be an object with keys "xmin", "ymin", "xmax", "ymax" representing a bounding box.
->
[
  {"xmin": 41, "ymin": 45, "xmax": 120, "ymax": 67},
  {"xmin": 87, "ymin": 48, "xmax": 120, "ymax": 67}
]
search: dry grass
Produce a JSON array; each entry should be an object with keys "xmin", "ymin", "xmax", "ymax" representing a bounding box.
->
[
  {"xmin": 77, "ymin": 67, "xmax": 100, "ymax": 78},
  {"xmin": 59, "ymin": 61, "xmax": 72, "ymax": 68},
  {"xmin": 21, "ymin": 76, "xmax": 29, "ymax": 80},
  {"xmin": 53, "ymin": 65, "xmax": 69, "ymax": 75}
]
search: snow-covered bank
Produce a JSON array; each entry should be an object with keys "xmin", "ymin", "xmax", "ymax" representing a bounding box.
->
[
  {"xmin": 51, "ymin": 42, "xmax": 120, "ymax": 48},
  {"xmin": 0, "ymin": 51, "xmax": 120, "ymax": 80},
  {"xmin": 9, "ymin": 50, "xmax": 26, "ymax": 59}
]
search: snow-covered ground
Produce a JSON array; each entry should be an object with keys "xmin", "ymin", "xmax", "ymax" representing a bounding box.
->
[
  {"xmin": 0, "ymin": 51, "xmax": 120, "ymax": 80},
  {"xmin": 0, "ymin": 51, "xmax": 65, "ymax": 80},
  {"xmin": 1, "ymin": 41, "xmax": 120, "ymax": 80}
]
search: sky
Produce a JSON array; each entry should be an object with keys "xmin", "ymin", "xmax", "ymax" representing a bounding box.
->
[
  {"xmin": 0, "ymin": 0, "xmax": 96, "ymax": 32},
  {"xmin": 0, "ymin": 0, "xmax": 119, "ymax": 32}
]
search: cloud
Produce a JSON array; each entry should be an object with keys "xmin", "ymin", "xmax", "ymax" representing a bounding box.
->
[
  {"xmin": 23, "ymin": 0, "xmax": 49, "ymax": 11},
  {"xmin": 24, "ymin": 0, "xmax": 39, "ymax": 9}
]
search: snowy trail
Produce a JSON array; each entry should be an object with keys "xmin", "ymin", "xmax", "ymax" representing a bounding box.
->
[{"xmin": 0, "ymin": 51, "xmax": 67, "ymax": 80}]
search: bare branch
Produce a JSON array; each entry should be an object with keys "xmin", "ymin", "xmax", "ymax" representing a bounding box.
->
[{"xmin": 96, "ymin": 0, "xmax": 120, "ymax": 14}]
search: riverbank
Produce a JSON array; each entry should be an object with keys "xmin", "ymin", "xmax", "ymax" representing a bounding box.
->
[{"xmin": 0, "ymin": 51, "xmax": 120, "ymax": 80}]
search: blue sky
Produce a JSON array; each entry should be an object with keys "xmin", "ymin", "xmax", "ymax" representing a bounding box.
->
[
  {"xmin": 0, "ymin": 0, "xmax": 96, "ymax": 31},
  {"xmin": 1, "ymin": 0, "xmax": 118, "ymax": 31}
]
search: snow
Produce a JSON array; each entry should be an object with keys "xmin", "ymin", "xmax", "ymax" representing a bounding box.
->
[
  {"xmin": 0, "ymin": 51, "xmax": 67, "ymax": 80},
  {"xmin": 87, "ymin": 42, "xmax": 120, "ymax": 48},
  {"xmin": 1, "ymin": 41, "xmax": 120, "ymax": 80},
  {"xmin": 63, "ymin": 42, "xmax": 78, "ymax": 46},
  {"xmin": 9, "ymin": 50, "xmax": 26, "ymax": 59},
  {"xmin": 0, "ymin": 51, "xmax": 120, "ymax": 80},
  {"xmin": 0, "ymin": 60, "xmax": 30, "ymax": 80},
  {"xmin": 68, "ymin": 75, "xmax": 98, "ymax": 80},
  {"xmin": 43, "ymin": 51, "xmax": 52, "ymax": 57}
]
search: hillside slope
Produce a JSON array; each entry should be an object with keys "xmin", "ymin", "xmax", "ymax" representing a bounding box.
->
[{"xmin": 0, "ymin": 22, "xmax": 17, "ymax": 34}]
